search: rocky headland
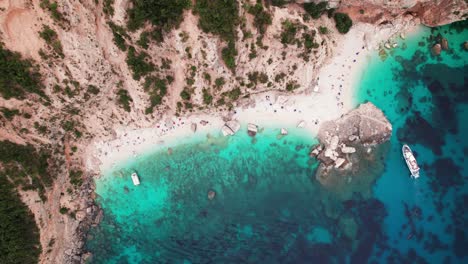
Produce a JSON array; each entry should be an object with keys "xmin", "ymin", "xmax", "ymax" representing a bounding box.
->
[{"xmin": 311, "ymin": 102, "xmax": 392, "ymax": 199}]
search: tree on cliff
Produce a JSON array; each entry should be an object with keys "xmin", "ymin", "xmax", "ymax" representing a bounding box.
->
[{"xmin": 334, "ymin": 13, "xmax": 353, "ymax": 34}]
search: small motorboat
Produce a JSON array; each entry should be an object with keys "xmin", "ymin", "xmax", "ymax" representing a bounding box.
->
[{"xmin": 131, "ymin": 172, "xmax": 141, "ymax": 186}]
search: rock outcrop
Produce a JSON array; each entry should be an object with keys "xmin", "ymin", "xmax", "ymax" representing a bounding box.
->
[
  {"xmin": 310, "ymin": 103, "xmax": 392, "ymax": 200},
  {"xmin": 311, "ymin": 102, "xmax": 392, "ymax": 174},
  {"xmin": 221, "ymin": 120, "xmax": 240, "ymax": 136},
  {"xmin": 336, "ymin": 0, "xmax": 467, "ymax": 27},
  {"xmin": 431, "ymin": 43, "xmax": 442, "ymax": 56}
]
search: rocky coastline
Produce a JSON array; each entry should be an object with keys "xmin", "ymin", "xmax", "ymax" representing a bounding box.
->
[{"xmin": 62, "ymin": 176, "xmax": 102, "ymax": 264}]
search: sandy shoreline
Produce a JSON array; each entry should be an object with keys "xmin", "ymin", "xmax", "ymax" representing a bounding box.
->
[{"xmin": 86, "ymin": 22, "xmax": 420, "ymax": 175}]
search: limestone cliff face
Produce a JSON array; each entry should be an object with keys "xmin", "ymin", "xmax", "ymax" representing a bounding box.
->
[{"xmin": 334, "ymin": 0, "xmax": 467, "ymax": 27}]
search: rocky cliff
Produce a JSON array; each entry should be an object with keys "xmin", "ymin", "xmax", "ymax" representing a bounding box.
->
[{"xmin": 333, "ymin": 0, "xmax": 467, "ymax": 27}]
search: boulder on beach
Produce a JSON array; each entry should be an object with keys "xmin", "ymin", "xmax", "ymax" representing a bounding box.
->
[
  {"xmin": 226, "ymin": 120, "xmax": 240, "ymax": 133},
  {"xmin": 191, "ymin": 123, "xmax": 197, "ymax": 132},
  {"xmin": 281, "ymin": 128, "xmax": 288, "ymax": 135},
  {"xmin": 431, "ymin": 43, "xmax": 441, "ymax": 56},
  {"xmin": 247, "ymin": 123, "xmax": 258, "ymax": 137},
  {"xmin": 297, "ymin": 120, "xmax": 306, "ymax": 128},
  {"xmin": 221, "ymin": 120, "xmax": 240, "ymax": 136},
  {"xmin": 221, "ymin": 125, "xmax": 235, "ymax": 136}
]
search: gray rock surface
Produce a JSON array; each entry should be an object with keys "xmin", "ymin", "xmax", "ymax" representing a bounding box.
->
[{"xmin": 312, "ymin": 102, "xmax": 392, "ymax": 172}]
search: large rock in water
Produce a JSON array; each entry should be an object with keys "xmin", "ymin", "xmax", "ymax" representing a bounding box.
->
[
  {"xmin": 431, "ymin": 44, "xmax": 442, "ymax": 56},
  {"xmin": 317, "ymin": 102, "xmax": 392, "ymax": 148},
  {"xmin": 311, "ymin": 103, "xmax": 392, "ymax": 199}
]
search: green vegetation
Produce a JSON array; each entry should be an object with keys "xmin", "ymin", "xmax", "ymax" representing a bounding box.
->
[
  {"xmin": 246, "ymin": 2, "xmax": 272, "ymax": 35},
  {"xmin": 40, "ymin": 0, "xmax": 63, "ymax": 21},
  {"xmin": 280, "ymin": 20, "xmax": 300, "ymax": 45},
  {"xmin": 39, "ymin": 25, "xmax": 64, "ymax": 58},
  {"xmin": 0, "ymin": 140, "xmax": 51, "ymax": 201},
  {"xmin": 195, "ymin": 0, "xmax": 239, "ymax": 41},
  {"xmin": 286, "ymin": 80, "xmax": 300, "ymax": 91},
  {"xmin": 0, "ymin": 108, "xmax": 20, "ymax": 121},
  {"xmin": 303, "ymin": 1, "xmax": 328, "ymax": 19},
  {"xmin": 203, "ymin": 72, "xmax": 211, "ymax": 83},
  {"xmin": 108, "ymin": 22, "xmax": 128, "ymax": 51},
  {"xmin": 144, "ymin": 76, "xmax": 169, "ymax": 113},
  {"xmin": 103, "ymin": 0, "xmax": 115, "ymax": 16},
  {"xmin": 0, "ymin": 175, "xmax": 41, "ymax": 264},
  {"xmin": 319, "ymin": 26, "xmax": 328, "ymax": 34},
  {"xmin": 334, "ymin": 13, "xmax": 353, "ymax": 34},
  {"xmin": 116, "ymin": 89, "xmax": 132, "ymax": 112},
  {"xmin": 59, "ymin": 207, "xmax": 69, "ymax": 214},
  {"xmin": 202, "ymin": 88, "xmax": 213, "ymax": 105},
  {"xmin": 270, "ymin": 0, "xmax": 291, "ymax": 6},
  {"xmin": 69, "ymin": 170, "xmax": 83, "ymax": 187},
  {"xmin": 127, "ymin": 0, "xmax": 190, "ymax": 33},
  {"xmin": 214, "ymin": 77, "xmax": 225, "ymax": 88},
  {"xmin": 137, "ymin": 31, "xmax": 150, "ymax": 49},
  {"xmin": 225, "ymin": 87, "xmax": 241, "ymax": 100},
  {"xmin": 0, "ymin": 44, "xmax": 44, "ymax": 100},
  {"xmin": 180, "ymin": 88, "xmax": 191, "ymax": 101},
  {"xmin": 303, "ymin": 32, "xmax": 319, "ymax": 50},
  {"xmin": 222, "ymin": 41, "xmax": 237, "ymax": 70},
  {"xmin": 195, "ymin": 0, "xmax": 239, "ymax": 70},
  {"xmin": 126, "ymin": 46, "xmax": 154, "ymax": 80},
  {"xmin": 86, "ymin": 85, "xmax": 100, "ymax": 95}
]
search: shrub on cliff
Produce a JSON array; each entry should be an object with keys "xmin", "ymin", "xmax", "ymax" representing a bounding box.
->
[
  {"xmin": 303, "ymin": 1, "xmax": 328, "ymax": 19},
  {"xmin": 0, "ymin": 175, "xmax": 41, "ymax": 264},
  {"xmin": 127, "ymin": 0, "xmax": 190, "ymax": 32},
  {"xmin": 0, "ymin": 45, "xmax": 44, "ymax": 100},
  {"xmin": 116, "ymin": 89, "xmax": 132, "ymax": 112},
  {"xmin": 247, "ymin": 2, "xmax": 272, "ymax": 35},
  {"xmin": 126, "ymin": 46, "xmax": 154, "ymax": 80},
  {"xmin": 195, "ymin": 0, "xmax": 239, "ymax": 70},
  {"xmin": 334, "ymin": 13, "xmax": 353, "ymax": 34}
]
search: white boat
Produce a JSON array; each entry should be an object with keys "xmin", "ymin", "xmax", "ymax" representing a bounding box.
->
[
  {"xmin": 402, "ymin": 145, "xmax": 420, "ymax": 179},
  {"xmin": 131, "ymin": 172, "xmax": 141, "ymax": 186}
]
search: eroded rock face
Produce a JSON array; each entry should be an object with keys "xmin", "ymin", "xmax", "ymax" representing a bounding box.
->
[{"xmin": 336, "ymin": 0, "xmax": 466, "ymax": 27}]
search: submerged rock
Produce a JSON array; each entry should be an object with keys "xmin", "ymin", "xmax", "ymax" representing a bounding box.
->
[
  {"xmin": 441, "ymin": 38, "xmax": 449, "ymax": 50},
  {"xmin": 431, "ymin": 43, "xmax": 441, "ymax": 56},
  {"xmin": 207, "ymin": 189, "xmax": 216, "ymax": 200},
  {"xmin": 464, "ymin": 41, "xmax": 468, "ymax": 51}
]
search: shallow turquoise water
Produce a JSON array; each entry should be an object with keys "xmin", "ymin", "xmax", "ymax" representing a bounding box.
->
[{"xmin": 86, "ymin": 21, "xmax": 468, "ymax": 263}]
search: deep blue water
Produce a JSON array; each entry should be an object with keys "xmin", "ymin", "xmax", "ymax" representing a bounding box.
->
[{"xmin": 86, "ymin": 21, "xmax": 468, "ymax": 263}]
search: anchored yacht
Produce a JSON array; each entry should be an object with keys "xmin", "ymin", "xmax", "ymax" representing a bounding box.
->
[{"xmin": 402, "ymin": 144, "xmax": 420, "ymax": 179}]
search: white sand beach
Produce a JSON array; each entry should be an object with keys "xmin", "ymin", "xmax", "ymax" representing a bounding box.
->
[{"xmin": 86, "ymin": 23, "xmax": 419, "ymax": 175}]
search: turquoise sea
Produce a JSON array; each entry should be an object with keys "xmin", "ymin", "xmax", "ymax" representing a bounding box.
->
[{"xmin": 86, "ymin": 21, "xmax": 468, "ymax": 263}]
